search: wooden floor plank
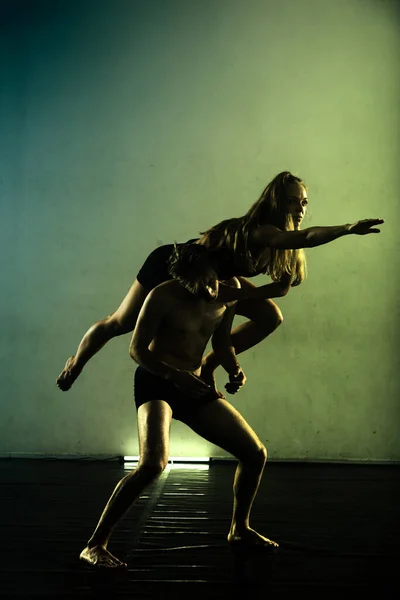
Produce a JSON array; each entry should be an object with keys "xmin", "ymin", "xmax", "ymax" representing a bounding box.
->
[{"xmin": 1, "ymin": 459, "xmax": 398, "ymax": 597}]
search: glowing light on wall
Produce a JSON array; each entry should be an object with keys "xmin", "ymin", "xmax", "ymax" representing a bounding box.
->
[
  {"xmin": 124, "ymin": 456, "xmax": 210, "ymax": 463},
  {"xmin": 123, "ymin": 456, "xmax": 210, "ymax": 470}
]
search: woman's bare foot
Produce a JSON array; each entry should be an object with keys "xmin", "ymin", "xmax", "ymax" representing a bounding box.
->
[
  {"xmin": 79, "ymin": 545, "xmax": 127, "ymax": 569},
  {"xmin": 227, "ymin": 527, "xmax": 279, "ymax": 551},
  {"xmin": 56, "ymin": 356, "xmax": 81, "ymax": 391}
]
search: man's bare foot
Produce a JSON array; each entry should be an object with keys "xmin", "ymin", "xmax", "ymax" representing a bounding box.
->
[
  {"xmin": 227, "ymin": 527, "xmax": 279, "ymax": 551},
  {"xmin": 79, "ymin": 545, "xmax": 127, "ymax": 569},
  {"xmin": 56, "ymin": 356, "xmax": 81, "ymax": 391}
]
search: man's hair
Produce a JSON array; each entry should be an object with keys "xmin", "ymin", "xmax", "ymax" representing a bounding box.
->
[
  {"xmin": 197, "ymin": 171, "xmax": 307, "ymax": 286},
  {"xmin": 167, "ymin": 243, "xmax": 215, "ymax": 295}
]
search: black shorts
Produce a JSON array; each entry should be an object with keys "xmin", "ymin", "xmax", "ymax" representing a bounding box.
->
[
  {"xmin": 134, "ymin": 366, "xmax": 218, "ymax": 422},
  {"xmin": 136, "ymin": 239, "xmax": 198, "ymax": 291}
]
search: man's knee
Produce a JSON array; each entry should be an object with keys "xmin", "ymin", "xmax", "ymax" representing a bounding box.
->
[
  {"xmin": 137, "ymin": 457, "xmax": 169, "ymax": 480},
  {"xmin": 243, "ymin": 444, "xmax": 267, "ymax": 469},
  {"xmin": 258, "ymin": 444, "xmax": 268, "ymax": 465}
]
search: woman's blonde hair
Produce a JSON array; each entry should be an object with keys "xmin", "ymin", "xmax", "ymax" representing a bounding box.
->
[{"xmin": 198, "ymin": 171, "xmax": 307, "ymax": 286}]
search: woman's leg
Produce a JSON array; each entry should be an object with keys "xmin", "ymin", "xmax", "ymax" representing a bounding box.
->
[
  {"xmin": 57, "ymin": 280, "xmax": 149, "ymax": 391},
  {"xmin": 181, "ymin": 398, "xmax": 278, "ymax": 549},
  {"xmin": 79, "ymin": 399, "xmax": 173, "ymax": 568},
  {"xmin": 202, "ymin": 277, "xmax": 283, "ymax": 375}
]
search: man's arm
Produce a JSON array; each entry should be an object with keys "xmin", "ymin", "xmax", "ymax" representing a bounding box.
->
[
  {"xmin": 129, "ymin": 284, "xmax": 181, "ymax": 381},
  {"xmin": 211, "ymin": 303, "xmax": 241, "ymax": 376},
  {"xmin": 211, "ymin": 302, "xmax": 247, "ymax": 394}
]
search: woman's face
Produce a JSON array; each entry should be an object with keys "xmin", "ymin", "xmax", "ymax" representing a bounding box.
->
[{"xmin": 285, "ymin": 183, "xmax": 308, "ymax": 229}]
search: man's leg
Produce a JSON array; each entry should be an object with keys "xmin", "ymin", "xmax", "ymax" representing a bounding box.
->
[
  {"xmin": 57, "ymin": 280, "xmax": 148, "ymax": 391},
  {"xmin": 80, "ymin": 399, "xmax": 173, "ymax": 568},
  {"xmin": 202, "ymin": 278, "xmax": 283, "ymax": 380},
  {"xmin": 181, "ymin": 398, "xmax": 278, "ymax": 549}
]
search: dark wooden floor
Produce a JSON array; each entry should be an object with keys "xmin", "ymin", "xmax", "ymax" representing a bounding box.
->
[{"xmin": 1, "ymin": 459, "xmax": 399, "ymax": 598}]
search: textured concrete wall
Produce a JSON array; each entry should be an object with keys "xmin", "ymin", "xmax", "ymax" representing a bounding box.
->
[{"xmin": 1, "ymin": 0, "xmax": 399, "ymax": 459}]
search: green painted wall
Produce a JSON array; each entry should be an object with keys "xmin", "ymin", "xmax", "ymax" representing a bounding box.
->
[{"xmin": 1, "ymin": 0, "xmax": 399, "ymax": 460}]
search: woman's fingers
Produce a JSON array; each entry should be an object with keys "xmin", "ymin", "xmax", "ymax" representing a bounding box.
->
[
  {"xmin": 191, "ymin": 375, "xmax": 211, "ymax": 396},
  {"xmin": 351, "ymin": 219, "xmax": 384, "ymax": 235}
]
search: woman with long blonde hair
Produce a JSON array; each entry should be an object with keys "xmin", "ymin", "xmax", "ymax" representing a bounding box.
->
[{"xmin": 57, "ymin": 171, "xmax": 383, "ymax": 393}]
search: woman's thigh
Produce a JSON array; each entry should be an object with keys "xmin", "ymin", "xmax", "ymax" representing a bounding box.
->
[
  {"xmin": 236, "ymin": 277, "xmax": 282, "ymax": 323},
  {"xmin": 180, "ymin": 398, "xmax": 265, "ymax": 463},
  {"xmin": 109, "ymin": 279, "xmax": 150, "ymax": 334},
  {"xmin": 137, "ymin": 400, "xmax": 173, "ymax": 468}
]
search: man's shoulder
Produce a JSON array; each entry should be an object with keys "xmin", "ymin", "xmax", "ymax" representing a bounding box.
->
[
  {"xmin": 220, "ymin": 277, "xmax": 241, "ymax": 308},
  {"xmin": 147, "ymin": 280, "xmax": 183, "ymax": 303}
]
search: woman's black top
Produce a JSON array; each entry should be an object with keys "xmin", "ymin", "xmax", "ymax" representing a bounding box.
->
[{"xmin": 136, "ymin": 239, "xmax": 267, "ymax": 291}]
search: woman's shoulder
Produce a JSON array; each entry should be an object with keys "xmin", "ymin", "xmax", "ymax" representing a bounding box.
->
[{"xmin": 249, "ymin": 222, "xmax": 281, "ymax": 247}]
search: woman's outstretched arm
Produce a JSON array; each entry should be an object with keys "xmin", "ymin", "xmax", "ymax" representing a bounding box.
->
[
  {"xmin": 217, "ymin": 218, "xmax": 384, "ymax": 303},
  {"xmin": 251, "ymin": 218, "xmax": 384, "ymax": 250}
]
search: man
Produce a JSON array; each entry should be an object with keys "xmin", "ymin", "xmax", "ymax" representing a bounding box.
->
[{"xmin": 80, "ymin": 244, "xmax": 278, "ymax": 569}]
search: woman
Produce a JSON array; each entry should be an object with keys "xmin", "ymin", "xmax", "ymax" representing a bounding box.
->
[{"xmin": 56, "ymin": 171, "xmax": 383, "ymax": 392}]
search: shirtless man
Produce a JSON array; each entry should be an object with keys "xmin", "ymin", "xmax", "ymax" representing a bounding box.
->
[{"xmin": 79, "ymin": 244, "xmax": 278, "ymax": 569}]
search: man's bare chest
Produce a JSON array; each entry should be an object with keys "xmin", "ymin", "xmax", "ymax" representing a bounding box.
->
[{"xmin": 163, "ymin": 302, "xmax": 226, "ymax": 338}]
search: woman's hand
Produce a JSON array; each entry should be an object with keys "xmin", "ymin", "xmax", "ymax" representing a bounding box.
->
[
  {"xmin": 348, "ymin": 219, "xmax": 384, "ymax": 235},
  {"xmin": 172, "ymin": 370, "xmax": 213, "ymax": 398},
  {"xmin": 199, "ymin": 363, "xmax": 226, "ymax": 399},
  {"xmin": 225, "ymin": 368, "xmax": 247, "ymax": 395}
]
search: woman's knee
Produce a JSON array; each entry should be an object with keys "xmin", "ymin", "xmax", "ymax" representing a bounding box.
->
[
  {"xmin": 105, "ymin": 313, "xmax": 136, "ymax": 336},
  {"xmin": 109, "ymin": 280, "xmax": 149, "ymax": 336},
  {"xmin": 237, "ymin": 299, "xmax": 283, "ymax": 331},
  {"xmin": 270, "ymin": 303, "xmax": 283, "ymax": 328}
]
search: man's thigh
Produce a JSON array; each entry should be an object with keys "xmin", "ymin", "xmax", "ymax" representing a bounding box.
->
[
  {"xmin": 137, "ymin": 400, "xmax": 173, "ymax": 466},
  {"xmin": 180, "ymin": 398, "xmax": 264, "ymax": 462}
]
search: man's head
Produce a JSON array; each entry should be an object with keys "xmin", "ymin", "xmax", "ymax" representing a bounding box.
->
[{"xmin": 167, "ymin": 243, "xmax": 219, "ymax": 302}]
